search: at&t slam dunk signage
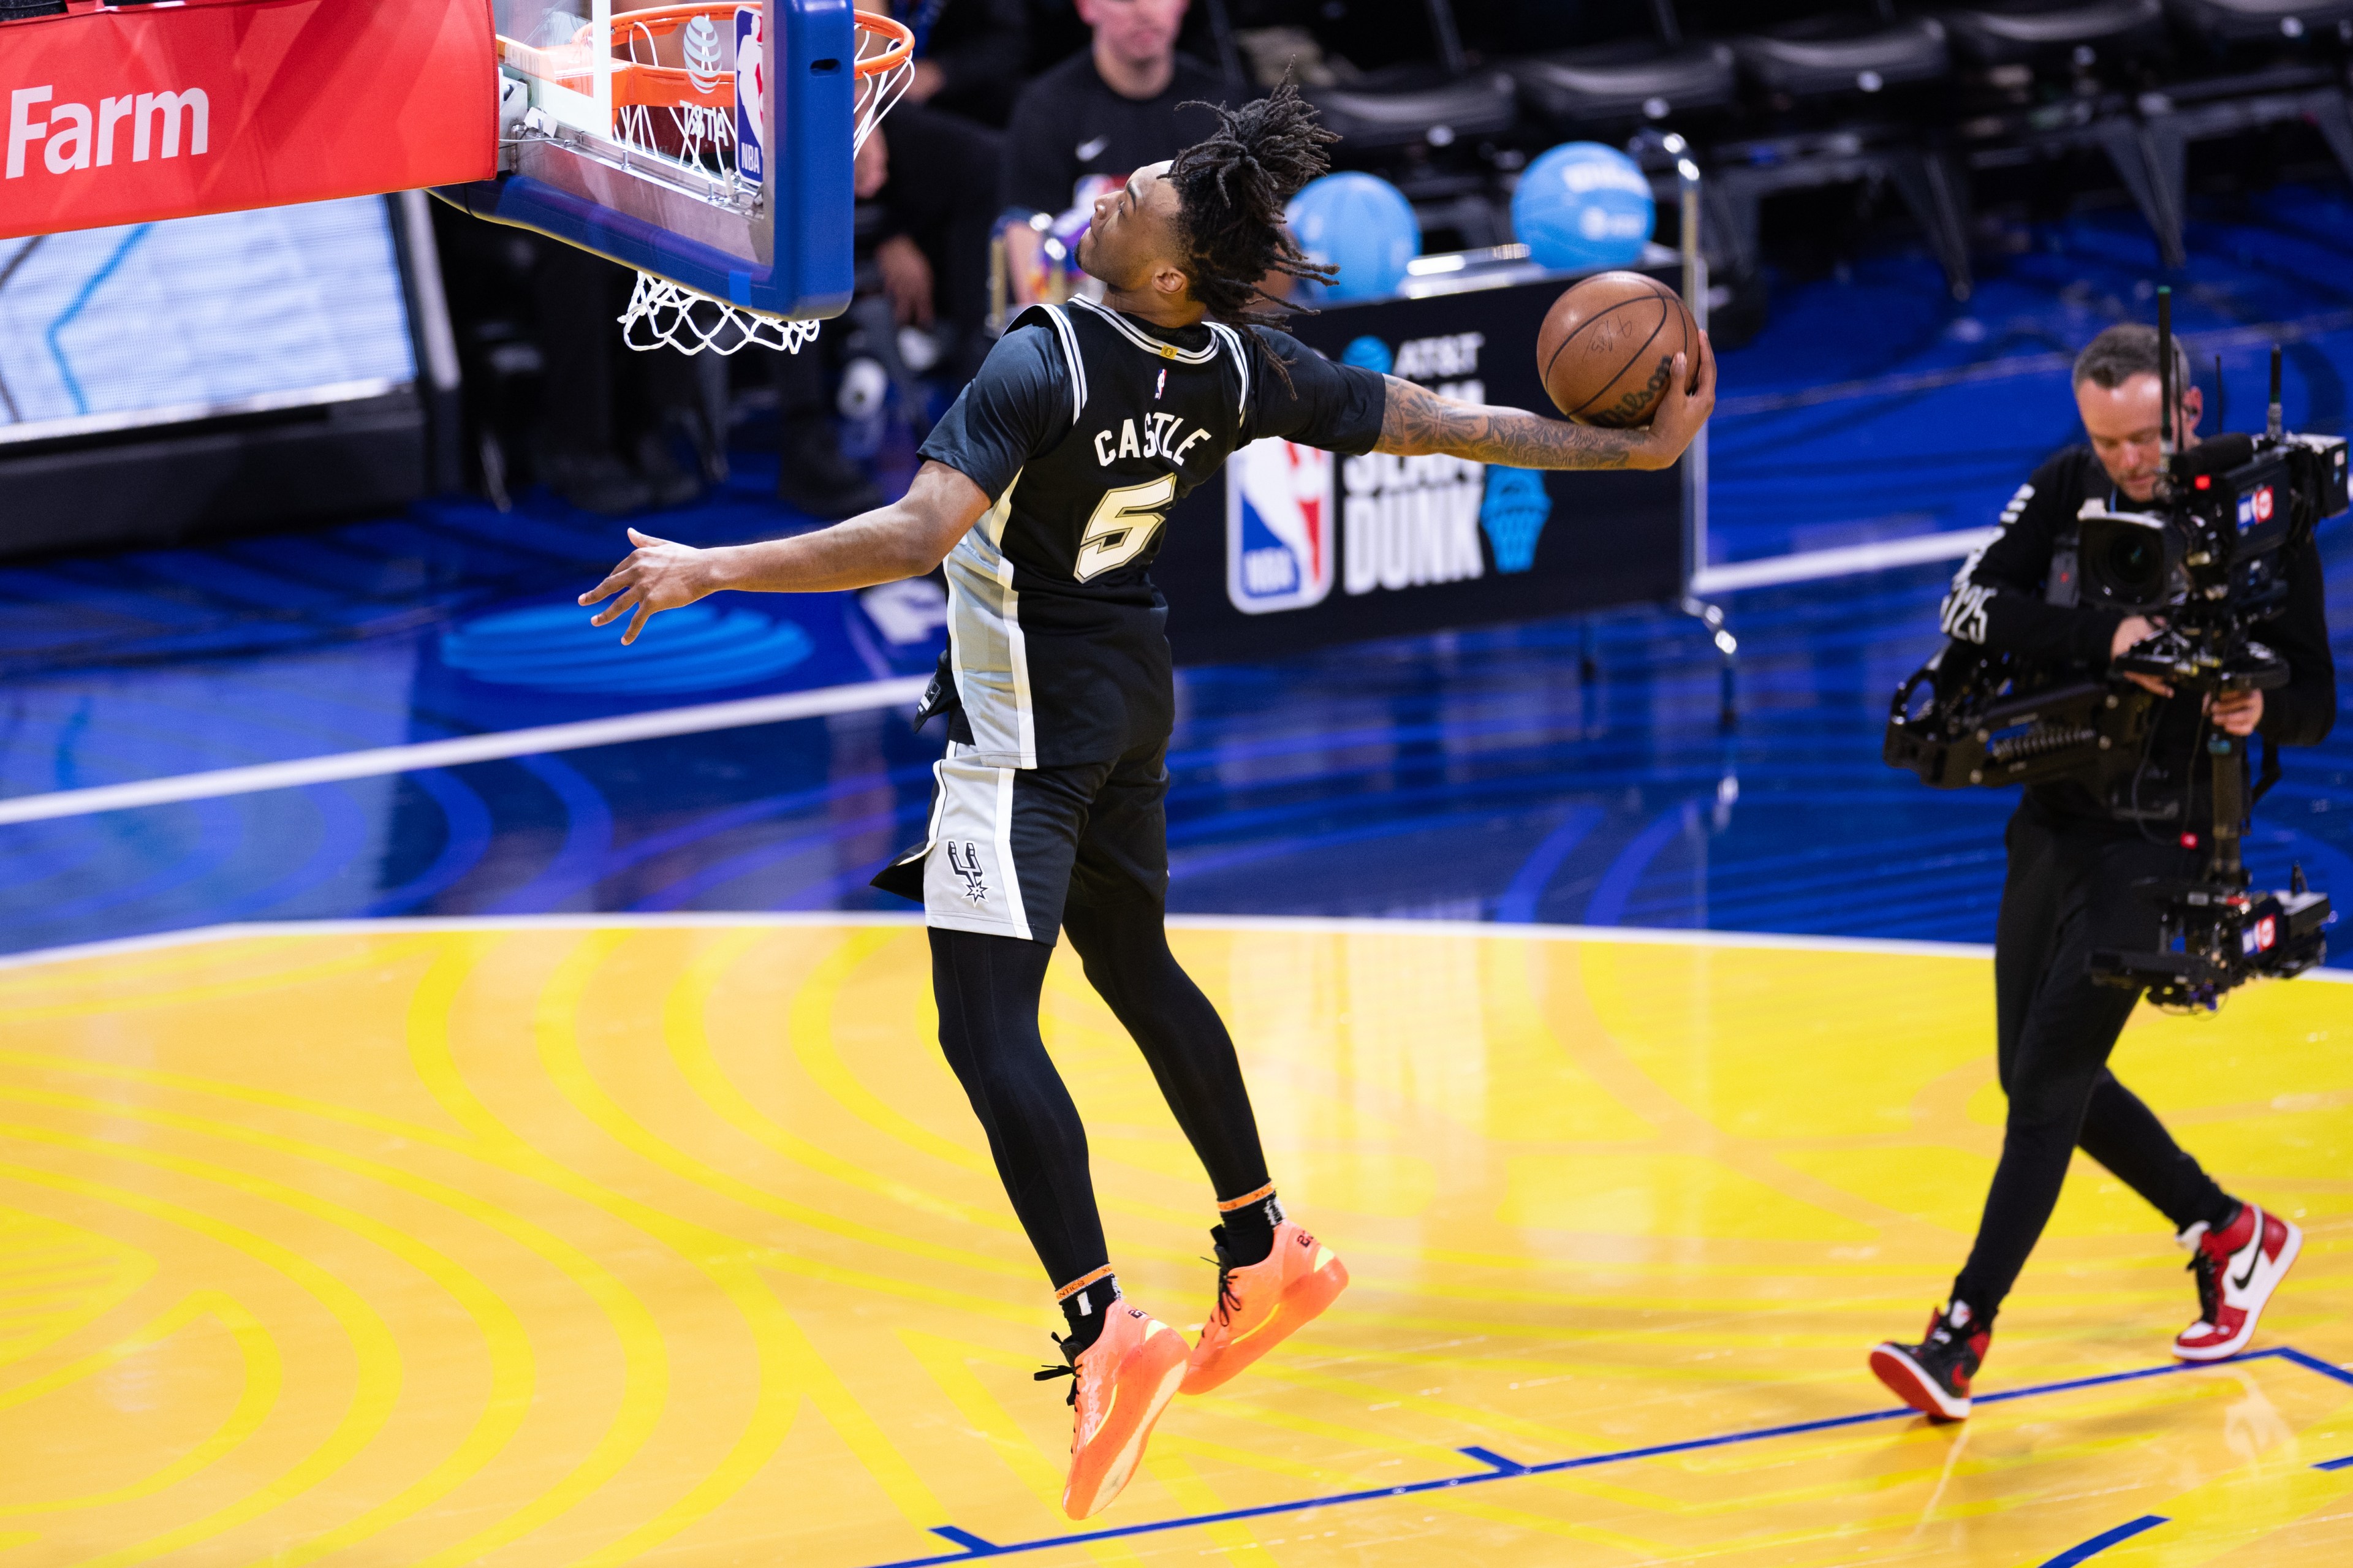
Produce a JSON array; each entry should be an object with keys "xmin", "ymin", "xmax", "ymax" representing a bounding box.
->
[{"xmin": 1158, "ymin": 275, "xmax": 1684, "ymax": 662}]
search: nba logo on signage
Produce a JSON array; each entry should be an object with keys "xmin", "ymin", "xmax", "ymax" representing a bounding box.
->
[
  {"xmin": 735, "ymin": 7, "xmax": 765, "ymax": 186},
  {"xmin": 1226, "ymin": 439, "xmax": 1335, "ymax": 613}
]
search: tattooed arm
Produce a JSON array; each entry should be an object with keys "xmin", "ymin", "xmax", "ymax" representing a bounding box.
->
[{"xmin": 1374, "ymin": 334, "xmax": 1716, "ymax": 472}]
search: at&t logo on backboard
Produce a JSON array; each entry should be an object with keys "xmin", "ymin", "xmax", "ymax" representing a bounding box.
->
[
  {"xmin": 735, "ymin": 7, "xmax": 765, "ymax": 186},
  {"xmin": 1226, "ymin": 439, "xmax": 1334, "ymax": 614}
]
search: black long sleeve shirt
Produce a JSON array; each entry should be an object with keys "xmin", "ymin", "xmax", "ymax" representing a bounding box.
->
[{"xmin": 1938, "ymin": 444, "xmax": 2336, "ymax": 825}]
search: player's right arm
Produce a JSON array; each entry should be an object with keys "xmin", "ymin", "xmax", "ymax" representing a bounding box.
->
[
  {"xmin": 1374, "ymin": 338, "xmax": 1715, "ymax": 473},
  {"xmin": 578, "ymin": 463, "xmax": 991, "ymax": 644}
]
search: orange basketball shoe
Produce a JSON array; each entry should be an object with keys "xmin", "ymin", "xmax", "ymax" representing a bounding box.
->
[
  {"xmin": 1181, "ymin": 1222, "xmax": 1349, "ymax": 1395},
  {"xmin": 1038, "ymin": 1302, "xmax": 1190, "ymax": 1520}
]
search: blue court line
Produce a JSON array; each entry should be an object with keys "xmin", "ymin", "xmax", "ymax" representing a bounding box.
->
[
  {"xmin": 853, "ymin": 1346, "xmax": 2353, "ymax": 1568},
  {"xmin": 2034, "ymin": 1514, "xmax": 2170, "ymax": 1567},
  {"xmin": 45, "ymin": 224, "xmax": 152, "ymax": 415}
]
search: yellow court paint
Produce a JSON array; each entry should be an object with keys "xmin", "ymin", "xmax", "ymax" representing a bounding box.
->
[{"xmin": 0, "ymin": 918, "xmax": 2346, "ymax": 1567}]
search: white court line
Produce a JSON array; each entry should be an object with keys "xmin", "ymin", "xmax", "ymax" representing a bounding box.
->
[
  {"xmin": 0, "ymin": 675, "xmax": 930, "ymax": 830},
  {"xmin": 4, "ymin": 911, "xmax": 2343, "ymax": 985},
  {"xmin": 1, "ymin": 536, "xmax": 1982, "ymax": 827},
  {"xmin": 1691, "ymin": 529, "xmax": 1995, "ymax": 594},
  {"xmin": 0, "ymin": 913, "xmax": 1980, "ymax": 972}
]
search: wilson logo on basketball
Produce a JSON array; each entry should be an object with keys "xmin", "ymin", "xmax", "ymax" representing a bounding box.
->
[{"xmin": 6, "ymin": 84, "xmax": 210, "ymax": 180}]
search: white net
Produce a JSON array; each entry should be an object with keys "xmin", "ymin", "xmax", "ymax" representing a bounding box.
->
[
  {"xmin": 615, "ymin": 9, "xmax": 916, "ymax": 357},
  {"xmin": 852, "ymin": 21, "xmax": 915, "ymax": 158},
  {"xmin": 620, "ymin": 273, "xmax": 824, "ymax": 355}
]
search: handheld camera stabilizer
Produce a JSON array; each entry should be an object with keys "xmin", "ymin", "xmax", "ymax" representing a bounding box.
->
[{"xmin": 1885, "ymin": 291, "xmax": 2346, "ymax": 1009}]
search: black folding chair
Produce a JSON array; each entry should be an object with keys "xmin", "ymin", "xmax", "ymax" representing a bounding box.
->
[
  {"xmin": 1721, "ymin": 0, "xmax": 1955, "ymax": 106},
  {"xmin": 1504, "ymin": 1, "xmax": 1741, "ymax": 140},
  {"xmin": 1688, "ymin": 1, "xmax": 1974, "ymax": 297},
  {"xmin": 1942, "ymin": 0, "xmax": 2172, "ymax": 74},
  {"xmin": 1300, "ymin": 0, "xmax": 1519, "ymax": 157},
  {"xmin": 2165, "ymin": 0, "xmax": 2353, "ymax": 51}
]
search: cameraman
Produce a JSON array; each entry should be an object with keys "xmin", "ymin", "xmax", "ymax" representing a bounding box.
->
[{"xmin": 1871, "ymin": 324, "xmax": 2335, "ymax": 1422}]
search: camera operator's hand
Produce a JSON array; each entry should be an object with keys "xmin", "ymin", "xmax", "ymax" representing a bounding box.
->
[
  {"xmin": 2210, "ymin": 689, "xmax": 2264, "ymax": 737},
  {"xmin": 2110, "ymin": 615, "xmax": 2173, "ymax": 697}
]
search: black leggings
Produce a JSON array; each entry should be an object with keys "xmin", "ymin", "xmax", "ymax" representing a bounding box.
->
[
  {"xmin": 1950, "ymin": 800, "xmax": 2237, "ymax": 1318},
  {"xmin": 930, "ymin": 898, "xmax": 1271, "ymax": 1291}
]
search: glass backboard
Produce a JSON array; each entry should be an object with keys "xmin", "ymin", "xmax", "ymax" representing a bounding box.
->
[{"xmin": 438, "ymin": 1, "xmax": 881, "ymax": 326}]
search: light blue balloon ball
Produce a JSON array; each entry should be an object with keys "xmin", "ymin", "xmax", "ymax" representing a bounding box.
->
[
  {"xmin": 1513, "ymin": 142, "xmax": 1656, "ymax": 273},
  {"xmin": 1286, "ymin": 173, "xmax": 1420, "ymax": 302}
]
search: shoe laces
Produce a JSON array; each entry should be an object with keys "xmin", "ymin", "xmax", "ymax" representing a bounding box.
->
[
  {"xmin": 1202, "ymin": 1248, "xmax": 1243, "ymax": 1327},
  {"xmin": 1034, "ymin": 1333, "xmax": 1079, "ymax": 1407},
  {"xmin": 2186, "ymin": 1249, "xmax": 2221, "ymax": 1327}
]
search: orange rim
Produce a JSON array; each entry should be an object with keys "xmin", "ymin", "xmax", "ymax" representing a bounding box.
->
[{"xmin": 583, "ymin": 5, "xmax": 913, "ymax": 78}]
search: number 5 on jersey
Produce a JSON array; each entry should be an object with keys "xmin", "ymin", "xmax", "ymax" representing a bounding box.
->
[{"xmin": 1075, "ymin": 475, "xmax": 1178, "ymax": 581}]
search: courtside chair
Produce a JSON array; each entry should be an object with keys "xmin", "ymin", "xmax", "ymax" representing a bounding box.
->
[
  {"xmin": 2080, "ymin": 0, "xmax": 2353, "ymax": 265},
  {"xmin": 1721, "ymin": 0, "xmax": 1956, "ymax": 108},
  {"xmin": 1686, "ymin": 1, "xmax": 1974, "ymax": 298},
  {"xmin": 1933, "ymin": 3, "xmax": 2191, "ymax": 270},
  {"xmin": 1940, "ymin": 0, "xmax": 2172, "ymax": 74},
  {"xmin": 1295, "ymin": 0, "xmax": 1519, "ymax": 247},
  {"xmin": 1504, "ymin": 1, "xmax": 1742, "ymax": 141},
  {"xmin": 1300, "ymin": 0, "xmax": 1519, "ymax": 156},
  {"xmin": 2165, "ymin": 0, "xmax": 2353, "ymax": 53}
]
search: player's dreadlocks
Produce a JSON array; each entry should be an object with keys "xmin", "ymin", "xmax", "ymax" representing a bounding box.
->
[{"xmin": 1168, "ymin": 79, "xmax": 1339, "ymax": 331}]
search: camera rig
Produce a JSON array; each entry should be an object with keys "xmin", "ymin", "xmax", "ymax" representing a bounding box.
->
[{"xmin": 1885, "ymin": 290, "xmax": 2344, "ymax": 1008}]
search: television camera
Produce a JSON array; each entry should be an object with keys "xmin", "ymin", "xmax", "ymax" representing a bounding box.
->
[{"xmin": 1885, "ymin": 292, "xmax": 2344, "ymax": 1009}]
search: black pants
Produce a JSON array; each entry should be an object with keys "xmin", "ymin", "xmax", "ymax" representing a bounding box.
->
[
  {"xmin": 930, "ymin": 906, "xmax": 1273, "ymax": 1292},
  {"xmin": 1950, "ymin": 798, "xmax": 2236, "ymax": 1319},
  {"xmin": 911, "ymin": 746, "xmax": 1272, "ymax": 1293}
]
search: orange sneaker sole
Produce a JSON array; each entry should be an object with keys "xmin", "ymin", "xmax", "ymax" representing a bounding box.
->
[
  {"xmin": 1182, "ymin": 1255, "xmax": 1350, "ymax": 1395},
  {"xmin": 1065, "ymin": 1335, "xmax": 1189, "ymax": 1520}
]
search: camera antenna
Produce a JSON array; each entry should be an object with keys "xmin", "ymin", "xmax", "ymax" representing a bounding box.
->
[
  {"xmin": 2156, "ymin": 285, "xmax": 2175, "ymax": 458},
  {"xmin": 2267, "ymin": 344, "xmax": 2284, "ymax": 442}
]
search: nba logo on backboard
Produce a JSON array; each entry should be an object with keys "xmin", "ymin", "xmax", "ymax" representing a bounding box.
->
[
  {"xmin": 735, "ymin": 7, "xmax": 765, "ymax": 186},
  {"xmin": 1227, "ymin": 439, "xmax": 1335, "ymax": 614}
]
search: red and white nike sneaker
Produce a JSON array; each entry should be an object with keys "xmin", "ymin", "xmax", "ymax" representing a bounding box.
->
[
  {"xmin": 2173, "ymin": 1202, "xmax": 2302, "ymax": 1362},
  {"xmin": 1037, "ymin": 1303, "xmax": 1190, "ymax": 1520},
  {"xmin": 1181, "ymin": 1221, "xmax": 1349, "ymax": 1395},
  {"xmin": 1870, "ymin": 1301, "xmax": 1990, "ymax": 1423}
]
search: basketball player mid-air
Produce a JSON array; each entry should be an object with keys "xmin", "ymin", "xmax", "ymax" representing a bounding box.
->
[{"xmin": 582, "ymin": 83, "xmax": 1715, "ymax": 1519}]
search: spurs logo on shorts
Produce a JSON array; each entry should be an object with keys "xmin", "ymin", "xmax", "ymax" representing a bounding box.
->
[{"xmin": 946, "ymin": 841, "xmax": 990, "ymax": 904}]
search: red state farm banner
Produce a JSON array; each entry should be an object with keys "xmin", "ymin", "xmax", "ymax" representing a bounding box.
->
[{"xmin": 1, "ymin": 0, "xmax": 496, "ymax": 241}]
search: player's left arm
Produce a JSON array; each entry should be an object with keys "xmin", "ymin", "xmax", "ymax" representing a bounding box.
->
[
  {"xmin": 578, "ymin": 461, "xmax": 990, "ymax": 644},
  {"xmin": 1374, "ymin": 332, "xmax": 1716, "ymax": 473}
]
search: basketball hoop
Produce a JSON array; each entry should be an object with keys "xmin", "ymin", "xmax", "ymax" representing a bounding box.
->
[{"xmin": 586, "ymin": 6, "xmax": 914, "ymax": 355}]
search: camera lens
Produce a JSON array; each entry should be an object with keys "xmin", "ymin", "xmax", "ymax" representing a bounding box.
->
[{"xmin": 2099, "ymin": 529, "xmax": 2162, "ymax": 600}]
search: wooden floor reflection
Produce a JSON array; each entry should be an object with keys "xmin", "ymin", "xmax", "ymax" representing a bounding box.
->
[{"xmin": 2, "ymin": 917, "xmax": 2347, "ymax": 1566}]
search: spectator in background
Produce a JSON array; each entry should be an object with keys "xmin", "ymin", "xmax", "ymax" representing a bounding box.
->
[
  {"xmin": 533, "ymin": 241, "xmax": 718, "ymax": 515},
  {"xmin": 771, "ymin": 5, "xmax": 1008, "ymax": 518},
  {"xmin": 772, "ymin": 133, "xmax": 895, "ymax": 520},
  {"xmin": 903, "ymin": 0, "xmax": 1031, "ymax": 127},
  {"xmin": 1003, "ymin": 0, "xmax": 1225, "ymax": 221},
  {"xmin": 868, "ymin": 2, "xmax": 1008, "ymax": 369}
]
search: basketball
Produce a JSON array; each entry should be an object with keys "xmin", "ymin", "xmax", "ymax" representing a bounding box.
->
[{"xmin": 1536, "ymin": 271, "xmax": 1699, "ymax": 427}]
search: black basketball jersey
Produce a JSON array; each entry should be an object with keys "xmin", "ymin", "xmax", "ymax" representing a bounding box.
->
[{"xmin": 917, "ymin": 297, "xmax": 1386, "ymax": 767}]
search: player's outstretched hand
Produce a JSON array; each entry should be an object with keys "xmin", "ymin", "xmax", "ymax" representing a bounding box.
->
[
  {"xmin": 1631, "ymin": 330, "xmax": 1717, "ymax": 471},
  {"xmin": 579, "ymin": 528, "xmax": 713, "ymax": 645}
]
